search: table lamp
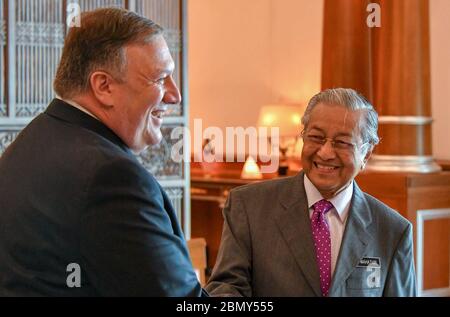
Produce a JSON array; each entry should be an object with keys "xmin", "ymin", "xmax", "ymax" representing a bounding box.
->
[
  {"xmin": 257, "ymin": 104, "xmax": 303, "ymax": 175},
  {"xmin": 241, "ymin": 156, "xmax": 263, "ymax": 179}
]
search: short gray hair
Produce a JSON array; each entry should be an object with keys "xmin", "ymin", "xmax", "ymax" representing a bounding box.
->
[{"xmin": 301, "ymin": 88, "xmax": 380, "ymax": 146}]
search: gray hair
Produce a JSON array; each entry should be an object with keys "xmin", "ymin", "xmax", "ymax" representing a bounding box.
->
[{"xmin": 301, "ymin": 88, "xmax": 380, "ymax": 147}]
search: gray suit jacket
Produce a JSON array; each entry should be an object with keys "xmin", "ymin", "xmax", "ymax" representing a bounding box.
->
[{"xmin": 205, "ymin": 172, "xmax": 417, "ymax": 297}]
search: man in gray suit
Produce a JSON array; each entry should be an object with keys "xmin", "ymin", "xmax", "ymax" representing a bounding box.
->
[{"xmin": 205, "ymin": 88, "xmax": 417, "ymax": 297}]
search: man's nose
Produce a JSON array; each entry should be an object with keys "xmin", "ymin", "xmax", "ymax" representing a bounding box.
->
[
  {"xmin": 163, "ymin": 76, "xmax": 182, "ymax": 104},
  {"xmin": 316, "ymin": 139, "xmax": 337, "ymax": 160}
]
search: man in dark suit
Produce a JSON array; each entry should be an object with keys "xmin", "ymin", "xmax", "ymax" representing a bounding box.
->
[
  {"xmin": 206, "ymin": 88, "xmax": 417, "ymax": 297},
  {"xmin": 0, "ymin": 8, "xmax": 204, "ymax": 296}
]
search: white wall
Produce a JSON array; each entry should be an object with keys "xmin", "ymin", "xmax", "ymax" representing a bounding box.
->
[
  {"xmin": 430, "ymin": 0, "xmax": 450, "ymax": 160},
  {"xmin": 188, "ymin": 0, "xmax": 273, "ymax": 132},
  {"xmin": 188, "ymin": 0, "xmax": 323, "ymax": 155},
  {"xmin": 270, "ymin": 0, "xmax": 323, "ymax": 105},
  {"xmin": 188, "ymin": 0, "xmax": 449, "ymax": 160}
]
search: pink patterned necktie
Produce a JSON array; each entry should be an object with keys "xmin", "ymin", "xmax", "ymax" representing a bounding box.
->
[{"xmin": 311, "ymin": 199, "xmax": 334, "ymax": 297}]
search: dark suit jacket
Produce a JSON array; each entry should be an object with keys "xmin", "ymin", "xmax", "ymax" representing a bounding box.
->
[
  {"xmin": 205, "ymin": 172, "xmax": 417, "ymax": 297},
  {"xmin": 0, "ymin": 99, "xmax": 203, "ymax": 296}
]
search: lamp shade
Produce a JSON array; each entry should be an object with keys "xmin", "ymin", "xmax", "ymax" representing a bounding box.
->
[
  {"xmin": 241, "ymin": 156, "xmax": 263, "ymax": 179},
  {"xmin": 257, "ymin": 104, "xmax": 303, "ymax": 137}
]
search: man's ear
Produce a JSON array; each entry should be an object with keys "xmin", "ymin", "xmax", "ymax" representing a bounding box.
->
[{"xmin": 89, "ymin": 71, "xmax": 115, "ymax": 107}]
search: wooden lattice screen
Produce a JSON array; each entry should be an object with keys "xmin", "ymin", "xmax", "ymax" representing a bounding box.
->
[{"xmin": 0, "ymin": 0, "xmax": 191, "ymax": 237}]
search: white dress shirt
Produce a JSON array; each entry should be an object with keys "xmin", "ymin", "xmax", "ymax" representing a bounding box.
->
[
  {"xmin": 304, "ymin": 175, "xmax": 353, "ymax": 277},
  {"xmin": 56, "ymin": 97, "xmax": 99, "ymax": 120}
]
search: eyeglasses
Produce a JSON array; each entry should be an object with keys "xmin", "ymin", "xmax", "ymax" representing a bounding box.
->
[{"xmin": 302, "ymin": 132, "xmax": 366, "ymax": 153}]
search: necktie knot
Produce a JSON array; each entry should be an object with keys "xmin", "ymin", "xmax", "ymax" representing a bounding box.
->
[{"xmin": 313, "ymin": 199, "xmax": 333, "ymax": 215}]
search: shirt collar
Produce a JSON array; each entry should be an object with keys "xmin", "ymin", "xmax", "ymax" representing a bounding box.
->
[
  {"xmin": 56, "ymin": 96, "xmax": 99, "ymax": 121},
  {"xmin": 304, "ymin": 174, "xmax": 353, "ymax": 222}
]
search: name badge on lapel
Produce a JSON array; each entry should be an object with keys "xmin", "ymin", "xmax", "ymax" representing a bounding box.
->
[
  {"xmin": 357, "ymin": 257, "xmax": 381, "ymax": 268},
  {"xmin": 357, "ymin": 257, "xmax": 381, "ymax": 288}
]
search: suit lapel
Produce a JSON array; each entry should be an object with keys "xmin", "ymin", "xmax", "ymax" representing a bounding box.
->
[
  {"xmin": 329, "ymin": 182, "xmax": 374, "ymax": 294},
  {"xmin": 273, "ymin": 172, "xmax": 322, "ymax": 297}
]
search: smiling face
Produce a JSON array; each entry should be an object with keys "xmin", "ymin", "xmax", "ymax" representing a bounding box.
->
[
  {"xmin": 109, "ymin": 35, "xmax": 181, "ymax": 152},
  {"xmin": 301, "ymin": 103, "xmax": 372, "ymax": 199}
]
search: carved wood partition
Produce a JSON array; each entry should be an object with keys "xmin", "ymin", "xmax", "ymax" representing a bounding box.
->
[
  {"xmin": 0, "ymin": 0, "xmax": 192, "ymax": 237},
  {"xmin": 0, "ymin": 0, "xmax": 7, "ymax": 115}
]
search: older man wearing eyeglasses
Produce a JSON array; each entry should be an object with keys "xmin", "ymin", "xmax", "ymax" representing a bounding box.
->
[{"xmin": 206, "ymin": 88, "xmax": 417, "ymax": 297}]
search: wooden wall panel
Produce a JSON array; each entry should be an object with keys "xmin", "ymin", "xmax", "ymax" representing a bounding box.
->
[{"xmin": 356, "ymin": 171, "xmax": 450, "ymax": 293}]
